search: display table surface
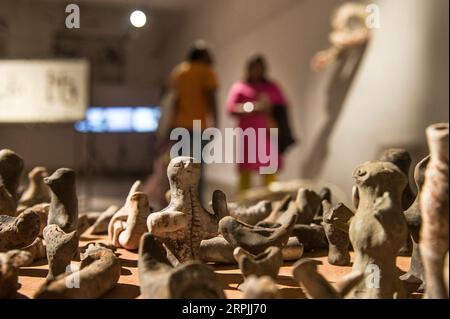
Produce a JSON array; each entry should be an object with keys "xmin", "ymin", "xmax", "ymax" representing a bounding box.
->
[{"xmin": 17, "ymin": 234, "xmax": 418, "ymax": 299}]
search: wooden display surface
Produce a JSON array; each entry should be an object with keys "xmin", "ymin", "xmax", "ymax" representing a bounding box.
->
[{"xmin": 17, "ymin": 234, "xmax": 417, "ymax": 299}]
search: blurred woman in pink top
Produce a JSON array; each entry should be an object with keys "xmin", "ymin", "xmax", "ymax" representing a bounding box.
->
[{"xmin": 226, "ymin": 55, "xmax": 290, "ymax": 191}]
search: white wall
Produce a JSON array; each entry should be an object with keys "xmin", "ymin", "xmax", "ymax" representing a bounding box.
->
[
  {"xmin": 318, "ymin": 0, "xmax": 449, "ymax": 193},
  {"xmin": 162, "ymin": 0, "xmax": 449, "ymax": 195}
]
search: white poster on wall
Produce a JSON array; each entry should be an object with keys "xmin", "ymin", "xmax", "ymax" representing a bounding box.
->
[{"xmin": 0, "ymin": 59, "xmax": 89, "ymax": 123}]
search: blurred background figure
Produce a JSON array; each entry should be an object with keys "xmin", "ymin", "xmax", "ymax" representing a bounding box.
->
[
  {"xmin": 226, "ymin": 55, "xmax": 295, "ymax": 192},
  {"xmin": 143, "ymin": 41, "xmax": 219, "ymax": 204}
]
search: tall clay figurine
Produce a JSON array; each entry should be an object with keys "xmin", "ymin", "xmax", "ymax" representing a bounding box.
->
[
  {"xmin": 420, "ymin": 123, "xmax": 449, "ymax": 299},
  {"xmin": 43, "ymin": 168, "xmax": 79, "ymax": 281},
  {"xmin": 302, "ymin": 3, "xmax": 371, "ymax": 178},
  {"xmin": 322, "ymin": 200, "xmax": 353, "ymax": 266},
  {"xmin": 147, "ymin": 157, "xmax": 228, "ymax": 263},
  {"xmin": 348, "ymin": 161, "xmax": 408, "ymax": 298},
  {"xmin": 400, "ymin": 156, "xmax": 429, "ymax": 291}
]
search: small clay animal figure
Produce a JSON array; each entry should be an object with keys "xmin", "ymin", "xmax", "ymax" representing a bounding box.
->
[
  {"xmin": 108, "ymin": 180, "xmax": 142, "ymax": 238},
  {"xmin": 227, "ymin": 200, "xmax": 272, "ymax": 225},
  {"xmin": 25, "ymin": 203, "xmax": 50, "ymax": 237},
  {"xmin": 348, "ymin": 161, "xmax": 408, "ymax": 299},
  {"xmin": 293, "ymin": 258, "xmax": 363, "ymax": 299},
  {"xmin": 43, "ymin": 168, "xmax": 79, "ymax": 281},
  {"xmin": 138, "ymin": 233, "xmax": 225, "ymax": 299},
  {"xmin": 20, "ymin": 237, "xmax": 46, "ymax": 266},
  {"xmin": 0, "ymin": 209, "xmax": 40, "ymax": 252},
  {"xmin": 420, "ymin": 123, "xmax": 449, "ymax": 299},
  {"xmin": 263, "ymin": 189, "xmax": 321, "ymax": 225},
  {"xmin": 45, "ymin": 168, "xmax": 78, "ymax": 233},
  {"xmin": 295, "ymin": 188, "xmax": 323, "ymax": 224},
  {"xmin": 0, "ymin": 149, "xmax": 24, "ymax": 206},
  {"xmin": 241, "ymin": 276, "xmax": 281, "ymax": 299},
  {"xmin": 147, "ymin": 157, "xmax": 227, "ymax": 263},
  {"xmin": 322, "ymin": 200, "xmax": 353, "ymax": 266},
  {"xmin": 199, "ymin": 236, "xmax": 303, "ymax": 264},
  {"xmin": 219, "ymin": 200, "xmax": 298, "ymax": 255},
  {"xmin": 0, "ymin": 250, "xmax": 32, "ymax": 298},
  {"xmin": 89, "ymin": 205, "xmax": 119, "ymax": 235},
  {"xmin": 18, "ymin": 167, "xmax": 51, "ymax": 211},
  {"xmin": 43, "ymin": 224, "xmax": 78, "ymax": 281},
  {"xmin": 292, "ymin": 224, "xmax": 328, "ymax": 252},
  {"xmin": 35, "ymin": 243, "xmax": 120, "ymax": 299},
  {"xmin": 109, "ymin": 192, "xmax": 151, "ymax": 250},
  {"xmin": 234, "ymin": 246, "xmax": 282, "ymax": 280},
  {"xmin": 0, "ymin": 176, "xmax": 16, "ymax": 216},
  {"xmin": 262, "ymin": 195, "xmax": 293, "ymax": 224},
  {"xmin": 400, "ymin": 156, "xmax": 429, "ymax": 291}
]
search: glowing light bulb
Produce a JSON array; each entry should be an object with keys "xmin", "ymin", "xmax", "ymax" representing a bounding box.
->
[{"xmin": 130, "ymin": 10, "xmax": 147, "ymax": 28}]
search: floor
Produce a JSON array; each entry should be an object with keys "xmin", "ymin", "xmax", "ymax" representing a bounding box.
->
[{"xmin": 16, "ymin": 233, "xmax": 419, "ymax": 299}]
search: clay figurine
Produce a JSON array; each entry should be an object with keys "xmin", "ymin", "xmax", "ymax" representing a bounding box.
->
[
  {"xmin": 322, "ymin": 200, "xmax": 352, "ymax": 265},
  {"xmin": 0, "ymin": 176, "xmax": 16, "ymax": 216},
  {"xmin": 219, "ymin": 200, "xmax": 297, "ymax": 255},
  {"xmin": 293, "ymin": 258, "xmax": 363, "ymax": 299},
  {"xmin": 292, "ymin": 224, "xmax": 328, "ymax": 252},
  {"xmin": 89, "ymin": 205, "xmax": 119, "ymax": 235},
  {"xmin": 379, "ymin": 148, "xmax": 416, "ymax": 209},
  {"xmin": 420, "ymin": 123, "xmax": 449, "ymax": 299},
  {"xmin": 234, "ymin": 246, "xmax": 282, "ymax": 280},
  {"xmin": 45, "ymin": 168, "xmax": 79, "ymax": 233},
  {"xmin": 241, "ymin": 276, "xmax": 281, "ymax": 299},
  {"xmin": 108, "ymin": 180, "xmax": 142, "ymax": 238},
  {"xmin": 0, "ymin": 209, "xmax": 40, "ymax": 252},
  {"xmin": 44, "ymin": 224, "xmax": 78, "ymax": 281},
  {"xmin": 109, "ymin": 192, "xmax": 151, "ymax": 250},
  {"xmin": 18, "ymin": 167, "xmax": 51, "ymax": 211},
  {"xmin": 35, "ymin": 243, "xmax": 120, "ymax": 299},
  {"xmin": 43, "ymin": 168, "xmax": 79, "ymax": 281},
  {"xmin": 199, "ymin": 235, "xmax": 303, "ymax": 264},
  {"xmin": 138, "ymin": 233, "xmax": 225, "ymax": 299},
  {"xmin": 25, "ymin": 203, "xmax": 50, "ymax": 237},
  {"xmin": 0, "ymin": 250, "xmax": 32, "ymax": 298},
  {"xmin": 227, "ymin": 200, "xmax": 272, "ymax": 225},
  {"xmin": 147, "ymin": 157, "xmax": 227, "ymax": 263},
  {"xmin": 21, "ymin": 237, "xmax": 46, "ymax": 266},
  {"xmin": 348, "ymin": 161, "xmax": 408, "ymax": 299},
  {"xmin": 0, "ymin": 149, "xmax": 24, "ymax": 207},
  {"xmin": 400, "ymin": 156, "xmax": 430, "ymax": 291},
  {"xmin": 295, "ymin": 188, "xmax": 323, "ymax": 224}
]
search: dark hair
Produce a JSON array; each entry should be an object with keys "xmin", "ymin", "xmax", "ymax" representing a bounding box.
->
[
  {"xmin": 246, "ymin": 54, "xmax": 268, "ymax": 83},
  {"xmin": 187, "ymin": 41, "xmax": 212, "ymax": 63}
]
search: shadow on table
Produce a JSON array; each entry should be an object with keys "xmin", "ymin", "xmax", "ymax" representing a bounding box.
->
[
  {"xmin": 104, "ymin": 283, "xmax": 141, "ymax": 299},
  {"xmin": 19, "ymin": 267, "xmax": 48, "ymax": 278}
]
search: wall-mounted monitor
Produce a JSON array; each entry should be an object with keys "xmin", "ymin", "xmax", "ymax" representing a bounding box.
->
[{"xmin": 75, "ymin": 106, "xmax": 161, "ymax": 133}]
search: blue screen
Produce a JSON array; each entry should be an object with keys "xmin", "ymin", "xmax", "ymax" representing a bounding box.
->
[{"xmin": 75, "ymin": 106, "xmax": 161, "ymax": 133}]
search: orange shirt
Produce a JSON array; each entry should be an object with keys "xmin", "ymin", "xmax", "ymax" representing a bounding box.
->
[{"xmin": 170, "ymin": 61, "xmax": 218, "ymax": 129}]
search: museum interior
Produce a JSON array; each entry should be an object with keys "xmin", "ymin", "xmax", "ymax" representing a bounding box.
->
[{"xmin": 0, "ymin": 0, "xmax": 449, "ymax": 300}]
